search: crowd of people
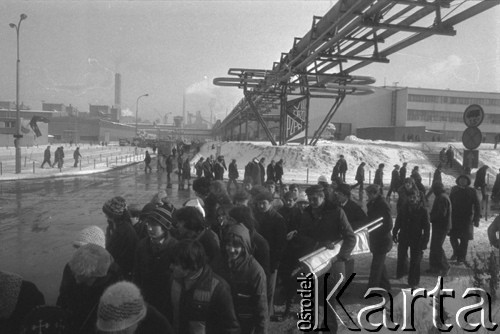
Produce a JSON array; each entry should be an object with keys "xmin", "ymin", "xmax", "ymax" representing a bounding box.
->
[{"xmin": 2, "ymin": 149, "xmax": 499, "ymax": 334}]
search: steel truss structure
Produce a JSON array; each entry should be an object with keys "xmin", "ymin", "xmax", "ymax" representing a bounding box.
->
[{"xmin": 213, "ymin": 0, "xmax": 499, "ymax": 146}]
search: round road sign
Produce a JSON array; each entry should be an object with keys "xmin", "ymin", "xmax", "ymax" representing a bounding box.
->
[
  {"xmin": 463, "ymin": 104, "xmax": 484, "ymax": 127},
  {"xmin": 462, "ymin": 127, "xmax": 482, "ymax": 150}
]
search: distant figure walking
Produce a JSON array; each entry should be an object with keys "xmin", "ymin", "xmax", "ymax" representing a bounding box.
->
[
  {"xmin": 336, "ymin": 155, "xmax": 348, "ymax": 182},
  {"xmin": 73, "ymin": 147, "xmax": 82, "ymax": 167},
  {"xmin": 144, "ymin": 150, "xmax": 152, "ymax": 173},
  {"xmin": 275, "ymin": 159, "xmax": 284, "ymax": 186},
  {"xmin": 351, "ymin": 162, "xmax": 365, "ymax": 200},
  {"xmin": 446, "ymin": 146, "xmax": 454, "ymax": 168},
  {"xmin": 374, "ymin": 163, "xmax": 385, "ymax": 194},
  {"xmin": 41, "ymin": 145, "xmax": 52, "ymax": 168}
]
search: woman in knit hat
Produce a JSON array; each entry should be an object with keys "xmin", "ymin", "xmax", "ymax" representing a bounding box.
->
[
  {"xmin": 102, "ymin": 196, "xmax": 139, "ymax": 279},
  {"xmin": 0, "ymin": 271, "xmax": 45, "ymax": 334},
  {"xmin": 133, "ymin": 206, "xmax": 178, "ymax": 318},
  {"xmin": 215, "ymin": 224, "xmax": 268, "ymax": 334},
  {"xmin": 56, "ymin": 244, "xmax": 122, "ymax": 333},
  {"xmin": 96, "ymin": 281, "xmax": 173, "ymax": 334}
]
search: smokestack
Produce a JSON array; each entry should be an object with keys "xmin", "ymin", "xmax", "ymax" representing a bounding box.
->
[{"xmin": 114, "ymin": 73, "xmax": 121, "ymax": 107}]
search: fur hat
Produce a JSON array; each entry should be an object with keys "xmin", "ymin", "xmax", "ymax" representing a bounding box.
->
[
  {"xmin": 96, "ymin": 281, "xmax": 146, "ymax": 332},
  {"xmin": 318, "ymin": 175, "xmax": 328, "ymax": 184},
  {"xmin": 20, "ymin": 305, "xmax": 74, "ymax": 334},
  {"xmin": 102, "ymin": 196, "xmax": 127, "ymax": 218},
  {"xmin": 69, "ymin": 244, "xmax": 112, "ymax": 279},
  {"xmin": 0, "ymin": 271, "xmax": 23, "ymax": 319},
  {"xmin": 142, "ymin": 207, "xmax": 174, "ymax": 231},
  {"xmin": 73, "ymin": 225, "xmax": 105, "ymax": 249}
]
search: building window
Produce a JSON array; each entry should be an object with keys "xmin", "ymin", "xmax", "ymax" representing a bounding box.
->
[{"xmin": 0, "ymin": 121, "xmax": 15, "ymax": 128}]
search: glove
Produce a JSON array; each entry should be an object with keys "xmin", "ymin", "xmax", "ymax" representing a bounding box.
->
[
  {"xmin": 325, "ymin": 242, "xmax": 336, "ymax": 250},
  {"xmin": 474, "ymin": 220, "xmax": 479, "ymax": 227}
]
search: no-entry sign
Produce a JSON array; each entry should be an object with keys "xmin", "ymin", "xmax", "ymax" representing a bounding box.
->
[
  {"xmin": 462, "ymin": 127, "xmax": 482, "ymax": 150},
  {"xmin": 463, "ymin": 104, "xmax": 484, "ymax": 127}
]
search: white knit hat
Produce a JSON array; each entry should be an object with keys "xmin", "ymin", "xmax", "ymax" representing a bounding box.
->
[
  {"xmin": 73, "ymin": 225, "xmax": 106, "ymax": 249},
  {"xmin": 318, "ymin": 175, "xmax": 328, "ymax": 183},
  {"xmin": 97, "ymin": 281, "xmax": 147, "ymax": 332}
]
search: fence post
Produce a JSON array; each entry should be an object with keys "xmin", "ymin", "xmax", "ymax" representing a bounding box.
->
[
  {"xmin": 429, "ymin": 172, "xmax": 432, "ymax": 186},
  {"xmin": 33, "ymin": 161, "xmax": 35, "ymax": 174},
  {"xmin": 24, "ymin": 156, "xmax": 27, "ymax": 167},
  {"xmin": 369, "ymin": 170, "xmax": 372, "ymax": 184},
  {"xmin": 106, "ymin": 157, "xmax": 109, "ymax": 167},
  {"xmin": 0, "ymin": 162, "xmax": 2, "ymax": 175},
  {"xmin": 94, "ymin": 159, "xmax": 96, "ymax": 169}
]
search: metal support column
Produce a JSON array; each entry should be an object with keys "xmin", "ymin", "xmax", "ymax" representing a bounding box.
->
[
  {"xmin": 244, "ymin": 92, "xmax": 277, "ymax": 146},
  {"xmin": 310, "ymin": 91, "xmax": 346, "ymax": 146}
]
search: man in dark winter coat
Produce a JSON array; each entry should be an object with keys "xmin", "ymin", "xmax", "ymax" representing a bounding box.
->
[
  {"xmin": 365, "ymin": 184, "xmax": 393, "ymax": 292},
  {"xmin": 203, "ymin": 156, "xmax": 214, "ymax": 180},
  {"xmin": 274, "ymin": 159, "xmax": 284, "ymax": 186},
  {"xmin": 474, "ymin": 165, "xmax": 489, "ymax": 200},
  {"xmin": 73, "ymin": 147, "xmax": 82, "ymax": 167},
  {"xmin": 446, "ymin": 146, "xmax": 454, "ymax": 168},
  {"xmin": 250, "ymin": 158, "xmax": 262, "ymax": 186},
  {"xmin": 336, "ymin": 155, "xmax": 348, "ymax": 182},
  {"xmin": 393, "ymin": 188, "xmax": 430, "ymax": 288},
  {"xmin": 166, "ymin": 154, "xmax": 174, "ymax": 188},
  {"xmin": 427, "ymin": 182, "xmax": 451, "ymax": 276},
  {"xmin": 386, "ymin": 164, "xmax": 401, "ymax": 200},
  {"xmin": 266, "ymin": 160, "xmax": 276, "ymax": 183},
  {"xmin": 426, "ymin": 164, "xmax": 443, "ymax": 200},
  {"xmin": 102, "ymin": 196, "xmax": 139, "ymax": 279},
  {"xmin": 449, "ymin": 174, "xmax": 481, "ymax": 264},
  {"xmin": 254, "ymin": 190, "xmax": 287, "ymax": 318},
  {"xmin": 169, "ymin": 240, "xmax": 240, "ymax": 334},
  {"xmin": 195, "ymin": 157, "xmax": 204, "ymax": 178},
  {"xmin": 228, "ymin": 158, "xmax": 239, "ymax": 191},
  {"xmin": 351, "ymin": 162, "xmax": 365, "ymax": 200},
  {"xmin": 399, "ymin": 162, "xmax": 408, "ymax": 181},
  {"xmin": 134, "ymin": 206, "xmax": 178, "ymax": 318},
  {"xmin": 298, "ymin": 185, "xmax": 356, "ymax": 333},
  {"xmin": 41, "ymin": 145, "xmax": 52, "ymax": 168},
  {"xmin": 334, "ymin": 183, "xmax": 368, "ymax": 278}
]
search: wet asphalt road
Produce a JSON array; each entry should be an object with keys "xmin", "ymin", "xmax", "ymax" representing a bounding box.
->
[{"xmin": 0, "ymin": 164, "xmax": 193, "ymax": 304}]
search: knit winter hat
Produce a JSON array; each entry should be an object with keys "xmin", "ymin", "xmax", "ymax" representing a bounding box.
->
[
  {"xmin": 73, "ymin": 225, "xmax": 106, "ymax": 249},
  {"xmin": 102, "ymin": 196, "xmax": 127, "ymax": 218},
  {"xmin": 69, "ymin": 244, "xmax": 112, "ymax": 279},
  {"xmin": 142, "ymin": 207, "xmax": 174, "ymax": 231},
  {"xmin": 96, "ymin": 281, "xmax": 147, "ymax": 332},
  {"xmin": 0, "ymin": 271, "xmax": 23, "ymax": 319}
]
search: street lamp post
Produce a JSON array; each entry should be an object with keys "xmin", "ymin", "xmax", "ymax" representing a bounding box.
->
[
  {"xmin": 135, "ymin": 93, "xmax": 149, "ymax": 136},
  {"xmin": 10, "ymin": 13, "xmax": 27, "ymax": 174}
]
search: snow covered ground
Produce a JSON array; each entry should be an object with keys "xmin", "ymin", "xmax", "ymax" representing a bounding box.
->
[{"xmin": 199, "ymin": 137, "xmax": 500, "ymax": 188}]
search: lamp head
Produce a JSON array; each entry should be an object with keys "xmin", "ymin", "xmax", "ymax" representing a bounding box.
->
[
  {"xmin": 145, "ymin": 93, "xmax": 149, "ymax": 97},
  {"xmin": 9, "ymin": 23, "xmax": 16, "ymax": 28},
  {"xmin": 20, "ymin": 14, "xmax": 27, "ymax": 21}
]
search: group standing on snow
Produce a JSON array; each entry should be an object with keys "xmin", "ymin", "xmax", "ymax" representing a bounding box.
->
[{"xmin": 2, "ymin": 144, "xmax": 500, "ymax": 334}]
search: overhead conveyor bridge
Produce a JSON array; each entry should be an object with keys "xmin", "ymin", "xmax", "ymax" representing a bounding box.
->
[{"xmin": 213, "ymin": 0, "xmax": 499, "ymax": 146}]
